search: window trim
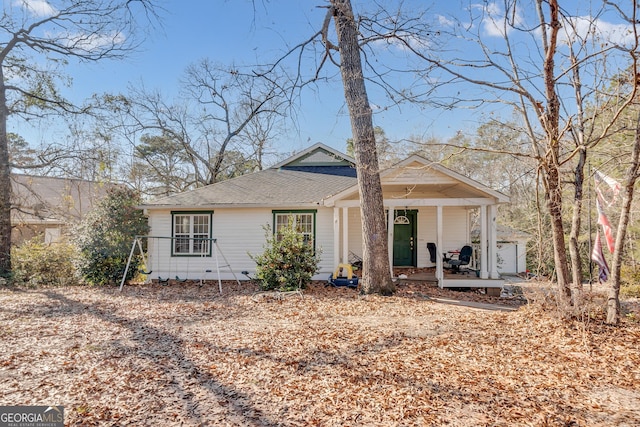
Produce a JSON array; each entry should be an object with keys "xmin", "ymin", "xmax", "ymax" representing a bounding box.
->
[
  {"xmin": 170, "ymin": 211, "xmax": 213, "ymax": 257},
  {"xmin": 272, "ymin": 210, "xmax": 317, "ymax": 250}
]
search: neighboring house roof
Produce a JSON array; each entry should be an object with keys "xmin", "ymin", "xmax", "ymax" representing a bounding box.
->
[
  {"xmin": 142, "ymin": 143, "xmax": 358, "ymax": 209},
  {"xmin": 141, "ymin": 142, "xmax": 509, "ymax": 210},
  {"xmin": 11, "ymin": 174, "xmax": 111, "ymax": 226}
]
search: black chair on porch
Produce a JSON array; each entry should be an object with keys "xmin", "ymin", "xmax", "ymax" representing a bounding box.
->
[
  {"xmin": 448, "ymin": 245, "xmax": 473, "ymax": 274},
  {"xmin": 427, "ymin": 242, "xmax": 437, "ymax": 264},
  {"xmin": 429, "ymin": 242, "xmax": 462, "ymax": 267}
]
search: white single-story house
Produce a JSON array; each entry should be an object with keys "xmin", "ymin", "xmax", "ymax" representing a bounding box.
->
[{"xmin": 139, "ymin": 143, "xmax": 510, "ymax": 288}]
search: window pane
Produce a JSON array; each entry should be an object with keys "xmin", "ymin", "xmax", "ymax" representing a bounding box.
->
[
  {"xmin": 193, "ymin": 234, "xmax": 209, "ymax": 254},
  {"xmin": 296, "ymin": 214, "xmax": 313, "ymax": 234},
  {"xmin": 174, "ymin": 237, "xmax": 190, "ymax": 254},
  {"xmin": 193, "ymin": 215, "xmax": 209, "ymax": 234},
  {"xmin": 276, "ymin": 214, "xmax": 289, "ymax": 230},
  {"xmin": 174, "ymin": 216, "xmax": 190, "ymax": 234},
  {"xmin": 302, "ymin": 214, "xmax": 313, "ymax": 245},
  {"xmin": 275, "ymin": 213, "xmax": 291, "ymax": 242}
]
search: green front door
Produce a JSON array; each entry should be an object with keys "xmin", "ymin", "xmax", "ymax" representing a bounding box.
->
[{"xmin": 393, "ymin": 210, "xmax": 417, "ymax": 266}]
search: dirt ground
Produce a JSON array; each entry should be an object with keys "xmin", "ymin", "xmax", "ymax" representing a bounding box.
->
[{"xmin": 1, "ymin": 280, "xmax": 639, "ymax": 426}]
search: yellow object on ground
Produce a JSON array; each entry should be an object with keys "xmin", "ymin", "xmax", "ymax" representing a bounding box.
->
[{"xmin": 332, "ymin": 263, "xmax": 355, "ymax": 280}]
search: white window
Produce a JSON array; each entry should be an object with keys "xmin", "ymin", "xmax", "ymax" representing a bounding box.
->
[
  {"xmin": 171, "ymin": 212, "xmax": 212, "ymax": 255},
  {"xmin": 274, "ymin": 211, "xmax": 315, "ymax": 246}
]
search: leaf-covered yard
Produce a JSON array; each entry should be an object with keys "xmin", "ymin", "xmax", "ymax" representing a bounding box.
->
[{"xmin": 1, "ymin": 281, "xmax": 639, "ymax": 426}]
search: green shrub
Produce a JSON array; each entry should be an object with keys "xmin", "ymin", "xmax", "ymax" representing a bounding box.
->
[
  {"xmin": 73, "ymin": 186, "xmax": 149, "ymax": 286},
  {"xmin": 12, "ymin": 238, "xmax": 79, "ymax": 287},
  {"xmin": 250, "ymin": 220, "xmax": 321, "ymax": 292}
]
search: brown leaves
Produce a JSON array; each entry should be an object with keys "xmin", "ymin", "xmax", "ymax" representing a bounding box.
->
[{"xmin": 0, "ymin": 282, "xmax": 639, "ymax": 426}]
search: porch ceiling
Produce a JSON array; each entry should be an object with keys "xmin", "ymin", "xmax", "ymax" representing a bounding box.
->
[
  {"xmin": 323, "ymin": 156, "xmax": 510, "ymax": 206},
  {"xmin": 382, "ymin": 183, "xmax": 487, "ymax": 200},
  {"xmin": 339, "ymin": 183, "xmax": 490, "ymax": 202}
]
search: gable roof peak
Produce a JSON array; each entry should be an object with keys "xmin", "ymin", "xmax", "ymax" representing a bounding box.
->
[
  {"xmin": 271, "ymin": 142, "xmax": 355, "ymax": 169},
  {"xmin": 380, "ymin": 155, "xmax": 509, "ymax": 203}
]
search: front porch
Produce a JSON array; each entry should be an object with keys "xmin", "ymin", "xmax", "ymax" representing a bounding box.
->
[
  {"xmin": 393, "ymin": 267, "xmax": 506, "ymax": 290},
  {"xmin": 323, "ymin": 155, "xmax": 510, "ymax": 289}
]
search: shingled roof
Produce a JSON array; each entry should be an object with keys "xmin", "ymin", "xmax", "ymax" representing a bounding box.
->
[
  {"xmin": 142, "ymin": 143, "xmax": 358, "ymax": 209},
  {"xmin": 11, "ymin": 174, "xmax": 111, "ymax": 225}
]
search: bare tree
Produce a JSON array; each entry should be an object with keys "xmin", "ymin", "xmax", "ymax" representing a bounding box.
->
[
  {"xmin": 238, "ymin": 108, "xmax": 285, "ymax": 171},
  {"xmin": 590, "ymin": 65, "xmax": 640, "ymax": 324},
  {"xmin": 255, "ymin": 1, "xmax": 640, "ymax": 299},
  {"xmin": 99, "ymin": 88, "xmax": 204, "ymax": 193},
  {"xmin": 329, "ymin": 0, "xmax": 395, "ymax": 295},
  {"xmin": 608, "ymin": 110, "xmax": 640, "ymax": 323},
  {"xmin": 0, "ymin": 0, "xmax": 159, "ymax": 276},
  {"xmin": 98, "ymin": 60, "xmax": 289, "ymax": 196},
  {"xmin": 347, "ymin": 126, "xmax": 406, "ymax": 169},
  {"xmin": 183, "ymin": 60, "xmax": 289, "ymax": 184},
  {"xmin": 380, "ymin": 0, "xmax": 640, "ymax": 307}
]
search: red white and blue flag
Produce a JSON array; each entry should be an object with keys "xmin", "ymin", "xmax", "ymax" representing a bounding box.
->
[
  {"xmin": 591, "ymin": 230, "xmax": 610, "ymax": 283},
  {"xmin": 596, "ymin": 190, "xmax": 615, "ymax": 253},
  {"xmin": 594, "ymin": 169, "xmax": 621, "ymax": 206}
]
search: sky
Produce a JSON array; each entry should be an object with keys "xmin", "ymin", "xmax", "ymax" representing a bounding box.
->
[
  {"xmin": 9, "ymin": 0, "xmax": 638, "ymax": 159},
  {"xmin": 12, "ymin": 0, "xmax": 470, "ymax": 157}
]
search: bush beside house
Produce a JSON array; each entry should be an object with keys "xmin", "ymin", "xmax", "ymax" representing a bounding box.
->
[
  {"xmin": 73, "ymin": 187, "xmax": 149, "ymax": 286},
  {"xmin": 251, "ymin": 220, "xmax": 321, "ymax": 292}
]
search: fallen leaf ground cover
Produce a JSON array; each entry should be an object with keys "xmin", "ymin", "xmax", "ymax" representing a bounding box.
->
[{"xmin": 0, "ymin": 281, "xmax": 639, "ymax": 426}]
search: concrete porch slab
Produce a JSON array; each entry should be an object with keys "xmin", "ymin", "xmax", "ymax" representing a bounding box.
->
[
  {"xmin": 393, "ymin": 268, "xmax": 505, "ymax": 289},
  {"xmin": 442, "ymin": 278, "xmax": 505, "ymax": 289}
]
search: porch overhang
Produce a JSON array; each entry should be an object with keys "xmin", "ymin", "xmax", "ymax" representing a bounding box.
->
[{"xmin": 328, "ymin": 197, "xmax": 500, "ymax": 208}]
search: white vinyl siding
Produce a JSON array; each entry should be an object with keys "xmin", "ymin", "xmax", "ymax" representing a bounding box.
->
[
  {"xmin": 147, "ymin": 205, "xmax": 471, "ymax": 280},
  {"xmin": 147, "ymin": 208, "xmax": 335, "ymax": 281}
]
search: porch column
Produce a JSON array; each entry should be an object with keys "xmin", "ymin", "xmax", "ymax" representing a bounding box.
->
[
  {"xmin": 436, "ymin": 205, "xmax": 444, "ymax": 287},
  {"xmin": 342, "ymin": 207, "xmax": 349, "ymax": 265},
  {"xmin": 489, "ymin": 204, "xmax": 499, "ymax": 279},
  {"xmin": 479, "ymin": 205, "xmax": 489, "ymax": 279},
  {"xmin": 388, "ymin": 207, "xmax": 394, "ymax": 277},
  {"xmin": 333, "ymin": 207, "xmax": 340, "ymax": 267}
]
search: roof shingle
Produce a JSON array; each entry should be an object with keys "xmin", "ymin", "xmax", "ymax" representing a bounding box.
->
[{"xmin": 144, "ymin": 166, "xmax": 357, "ymax": 208}]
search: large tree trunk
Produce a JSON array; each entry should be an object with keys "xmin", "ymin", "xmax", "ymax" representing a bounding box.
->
[
  {"xmin": 545, "ymin": 164, "xmax": 572, "ymax": 305},
  {"xmin": 0, "ymin": 69, "xmax": 11, "ymax": 277},
  {"xmin": 332, "ymin": 0, "xmax": 394, "ymax": 295},
  {"xmin": 539, "ymin": 0, "xmax": 572, "ymax": 305}
]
